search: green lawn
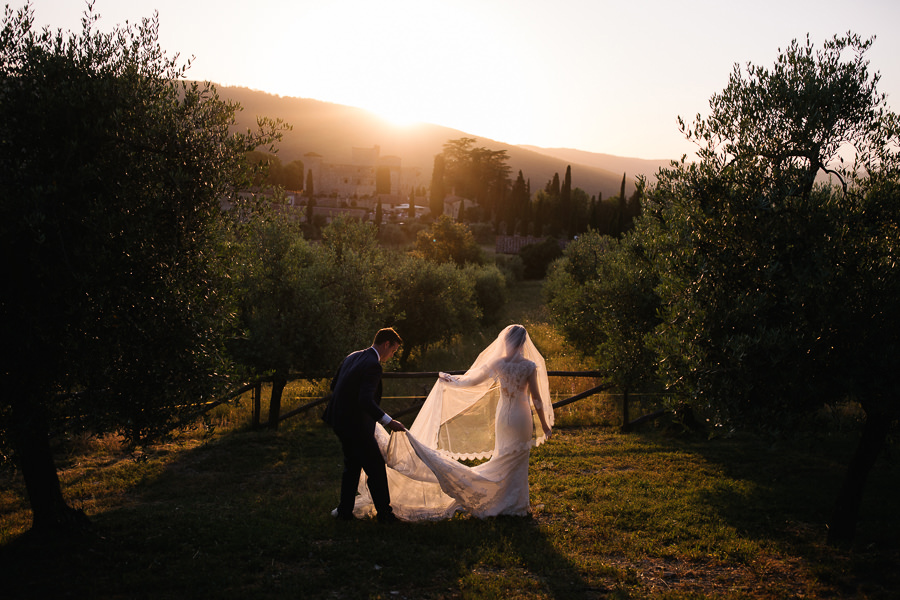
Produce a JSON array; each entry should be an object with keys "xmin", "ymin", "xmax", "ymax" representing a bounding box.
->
[
  {"xmin": 2, "ymin": 278, "xmax": 898, "ymax": 598},
  {"xmin": 2, "ymin": 398, "xmax": 897, "ymax": 599}
]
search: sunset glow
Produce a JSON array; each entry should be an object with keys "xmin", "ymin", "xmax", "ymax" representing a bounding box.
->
[{"xmin": 31, "ymin": 0, "xmax": 900, "ymax": 161}]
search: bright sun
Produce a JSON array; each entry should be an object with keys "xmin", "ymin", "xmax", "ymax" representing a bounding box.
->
[{"xmin": 371, "ymin": 105, "xmax": 423, "ymax": 128}]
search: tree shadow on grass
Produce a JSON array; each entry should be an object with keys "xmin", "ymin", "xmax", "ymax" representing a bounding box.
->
[
  {"xmin": 315, "ymin": 514, "xmax": 600, "ymax": 599},
  {"xmin": 1, "ymin": 421, "xmax": 599, "ymax": 599},
  {"xmin": 636, "ymin": 426, "xmax": 900, "ymax": 598},
  {"xmin": 1, "ymin": 422, "xmax": 340, "ymax": 599},
  {"xmin": 290, "ymin": 429, "xmax": 600, "ymax": 598}
]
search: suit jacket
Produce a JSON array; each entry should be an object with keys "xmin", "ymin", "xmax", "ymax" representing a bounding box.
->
[{"xmin": 322, "ymin": 347, "xmax": 386, "ymax": 433}]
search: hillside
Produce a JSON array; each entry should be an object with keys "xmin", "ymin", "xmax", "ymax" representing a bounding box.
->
[
  {"xmin": 217, "ymin": 85, "xmax": 676, "ymax": 199},
  {"xmin": 517, "ymin": 145, "xmax": 675, "ymax": 184}
]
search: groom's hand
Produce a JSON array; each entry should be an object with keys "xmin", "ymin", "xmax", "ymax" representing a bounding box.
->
[{"xmin": 387, "ymin": 419, "xmax": 407, "ymax": 432}]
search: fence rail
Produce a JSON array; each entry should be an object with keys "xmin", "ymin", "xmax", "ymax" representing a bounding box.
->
[{"xmin": 239, "ymin": 369, "xmax": 645, "ymax": 429}]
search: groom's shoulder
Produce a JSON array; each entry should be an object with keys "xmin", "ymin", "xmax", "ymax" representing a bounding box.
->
[{"xmin": 346, "ymin": 347, "xmax": 377, "ymax": 367}]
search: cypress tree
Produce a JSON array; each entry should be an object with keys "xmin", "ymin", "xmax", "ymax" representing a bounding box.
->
[
  {"xmin": 613, "ymin": 173, "xmax": 627, "ymax": 237},
  {"xmin": 430, "ymin": 154, "xmax": 446, "ymax": 218},
  {"xmin": 524, "ymin": 178, "xmax": 532, "ymax": 234},
  {"xmin": 375, "ymin": 166, "xmax": 392, "ymax": 195},
  {"xmin": 561, "ymin": 165, "xmax": 572, "ymax": 236}
]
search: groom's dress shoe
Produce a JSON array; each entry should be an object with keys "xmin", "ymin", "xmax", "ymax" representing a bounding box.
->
[{"xmin": 377, "ymin": 512, "xmax": 400, "ymax": 524}]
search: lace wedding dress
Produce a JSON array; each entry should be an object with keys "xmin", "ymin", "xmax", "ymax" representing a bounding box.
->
[{"xmin": 348, "ymin": 325, "xmax": 554, "ymax": 520}]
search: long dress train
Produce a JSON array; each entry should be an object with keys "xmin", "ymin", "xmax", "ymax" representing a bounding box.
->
[{"xmin": 347, "ymin": 326, "xmax": 553, "ymax": 521}]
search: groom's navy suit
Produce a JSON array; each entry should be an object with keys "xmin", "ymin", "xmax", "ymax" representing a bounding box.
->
[{"xmin": 323, "ymin": 347, "xmax": 393, "ymax": 519}]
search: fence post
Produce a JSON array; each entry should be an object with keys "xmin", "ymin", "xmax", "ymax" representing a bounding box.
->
[
  {"xmin": 622, "ymin": 388, "xmax": 630, "ymax": 430},
  {"xmin": 251, "ymin": 383, "xmax": 262, "ymax": 429}
]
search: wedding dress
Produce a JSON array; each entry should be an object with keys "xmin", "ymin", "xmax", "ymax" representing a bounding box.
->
[{"xmin": 348, "ymin": 325, "xmax": 554, "ymax": 520}]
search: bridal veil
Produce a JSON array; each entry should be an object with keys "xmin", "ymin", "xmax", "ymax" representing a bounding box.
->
[
  {"xmin": 351, "ymin": 325, "xmax": 554, "ymax": 520},
  {"xmin": 410, "ymin": 324, "xmax": 553, "ymax": 458}
]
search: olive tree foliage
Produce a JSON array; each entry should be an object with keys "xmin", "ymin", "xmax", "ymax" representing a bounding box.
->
[
  {"xmin": 0, "ymin": 3, "xmax": 284, "ymax": 531},
  {"xmin": 244, "ymin": 150, "xmax": 304, "ymax": 190},
  {"xmin": 413, "ymin": 216, "xmax": 507, "ymax": 327},
  {"xmin": 519, "ymin": 237, "xmax": 563, "ymax": 280},
  {"xmin": 229, "ymin": 215, "xmax": 330, "ymax": 426},
  {"xmin": 685, "ymin": 34, "xmax": 896, "ymax": 198},
  {"xmin": 547, "ymin": 33, "xmax": 898, "ymax": 545},
  {"xmin": 384, "ymin": 254, "xmax": 482, "ymax": 368},
  {"xmin": 228, "ymin": 215, "xmax": 386, "ymax": 427},
  {"xmin": 464, "ymin": 263, "xmax": 508, "ymax": 327},
  {"xmin": 414, "ymin": 214, "xmax": 485, "ymax": 266},
  {"xmin": 544, "ymin": 229, "xmax": 659, "ymax": 391},
  {"xmin": 646, "ymin": 34, "xmax": 900, "ymax": 423},
  {"xmin": 318, "ymin": 216, "xmax": 392, "ymax": 350}
]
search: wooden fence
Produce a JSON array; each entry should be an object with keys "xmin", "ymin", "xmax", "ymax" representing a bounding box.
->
[{"xmin": 231, "ymin": 370, "xmax": 663, "ymax": 431}]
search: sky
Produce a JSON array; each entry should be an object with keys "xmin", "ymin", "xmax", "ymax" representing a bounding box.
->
[{"xmin": 27, "ymin": 0, "xmax": 900, "ymax": 160}]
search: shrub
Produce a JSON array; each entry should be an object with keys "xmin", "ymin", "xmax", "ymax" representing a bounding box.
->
[
  {"xmin": 378, "ymin": 223, "xmax": 408, "ymax": 246},
  {"xmin": 414, "ymin": 216, "xmax": 484, "ymax": 266},
  {"xmin": 519, "ymin": 238, "xmax": 564, "ymax": 279},
  {"xmin": 494, "ymin": 253, "xmax": 524, "ymax": 282},
  {"xmin": 467, "ymin": 222, "xmax": 495, "ymax": 245},
  {"xmin": 465, "ymin": 264, "xmax": 508, "ymax": 326},
  {"xmin": 384, "ymin": 255, "xmax": 481, "ymax": 367}
]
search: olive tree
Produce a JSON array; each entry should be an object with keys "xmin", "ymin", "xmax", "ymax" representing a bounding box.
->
[
  {"xmin": 413, "ymin": 215, "xmax": 484, "ymax": 266},
  {"xmin": 229, "ymin": 214, "xmax": 331, "ymax": 428},
  {"xmin": 546, "ymin": 33, "xmax": 898, "ymax": 545},
  {"xmin": 0, "ymin": 3, "xmax": 283, "ymax": 532},
  {"xmin": 230, "ymin": 214, "xmax": 389, "ymax": 427},
  {"xmin": 545, "ymin": 228, "xmax": 659, "ymax": 392},
  {"xmin": 640, "ymin": 33, "xmax": 900, "ymax": 544},
  {"xmin": 385, "ymin": 254, "xmax": 481, "ymax": 367}
]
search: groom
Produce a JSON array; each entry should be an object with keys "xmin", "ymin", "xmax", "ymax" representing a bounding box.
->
[{"xmin": 323, "ymin": 328, "xmax": 406, "ymax": 523}]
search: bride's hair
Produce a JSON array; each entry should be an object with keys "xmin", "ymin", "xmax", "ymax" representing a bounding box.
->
[{"xmin": 505, "ymin": 325, "xmax": 527, "ymax": 352}]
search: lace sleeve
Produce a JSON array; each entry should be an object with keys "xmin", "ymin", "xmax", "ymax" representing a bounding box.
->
[{"xmin": 439, "ymin": 364, "xmax": 493, "ymax": 387}]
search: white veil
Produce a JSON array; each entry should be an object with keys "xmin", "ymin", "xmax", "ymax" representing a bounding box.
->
[
  {"xmin": 409, "ymin": 324, "xmax": 554, "ymax": 460},
  {"xmin": 350, "ymin": 324, "xmax": 554, "ymax": 520}
]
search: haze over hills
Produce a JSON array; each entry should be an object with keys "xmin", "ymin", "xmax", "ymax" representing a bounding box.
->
[
  {"xmin": 217, "ymin": 85, "xmax": 679, "ymax": 199},
  {"xmin": 517, "ymin": 146, "xmax": 675, "ymax": 183}
]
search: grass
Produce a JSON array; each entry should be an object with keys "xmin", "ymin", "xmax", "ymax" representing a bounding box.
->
[
  {"xmin": 2, "ymin": 410, "xmax": 898, "ymax": 599},
  {"xmin": 2, "ymin": 278, "xmax": 899, "ymax": 598}
]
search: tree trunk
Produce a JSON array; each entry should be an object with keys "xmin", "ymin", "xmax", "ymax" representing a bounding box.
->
[
  {"xmin": 827, "ymin": 412, "xmax": 892, "ymax": 546},
  {"xmin": 268, "ymin": 377, "xmax": 287, "ymax": 430},
  {"xmin": 251, "ymin": 383, "xmax": 262, "ymax": 429},
  {"xmin": 10, "ymin": 399, "xmax": 88, "ymax": 533},
  {"xmin": 399, "ymin": 346, "xmax": 412, "ymax": 370}
]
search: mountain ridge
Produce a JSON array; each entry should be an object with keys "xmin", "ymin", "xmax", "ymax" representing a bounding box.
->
[{"xmin": 216, "ymin": 85, "xmax": 676, "ymax": 198}]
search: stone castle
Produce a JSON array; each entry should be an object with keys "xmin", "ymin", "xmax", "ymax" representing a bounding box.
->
[{"xmin": 303, "ymin": 145, "xmax": 424, "ymax": 208}]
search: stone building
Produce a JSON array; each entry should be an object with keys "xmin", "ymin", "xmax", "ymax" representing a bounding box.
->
[{"xmin": 303, "ymin": 145, "xmax": 422, "ymax": 208}]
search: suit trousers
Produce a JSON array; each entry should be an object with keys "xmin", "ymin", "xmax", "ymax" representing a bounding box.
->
[{"xmin": 335, "ymin": 425, "xmax": 392, "ymax": 518}]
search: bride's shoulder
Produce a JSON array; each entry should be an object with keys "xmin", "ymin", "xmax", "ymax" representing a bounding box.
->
[{"xmin": 498, "ymin": 357, "xmax": 536, "ymax": 373}]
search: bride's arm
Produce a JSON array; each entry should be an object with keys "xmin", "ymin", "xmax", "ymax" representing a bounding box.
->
[
  {"xmin": 527, "ymin": 370, "xmax": 552, "ymax": 438},
  {"xmin": 439, "ymin": 365, "xmax": 492, "ymax": 387}
]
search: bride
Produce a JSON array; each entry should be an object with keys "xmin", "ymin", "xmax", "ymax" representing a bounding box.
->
[{"xmin": 345, "ymin": 324, "xmax": 554, "ymax": 520}]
